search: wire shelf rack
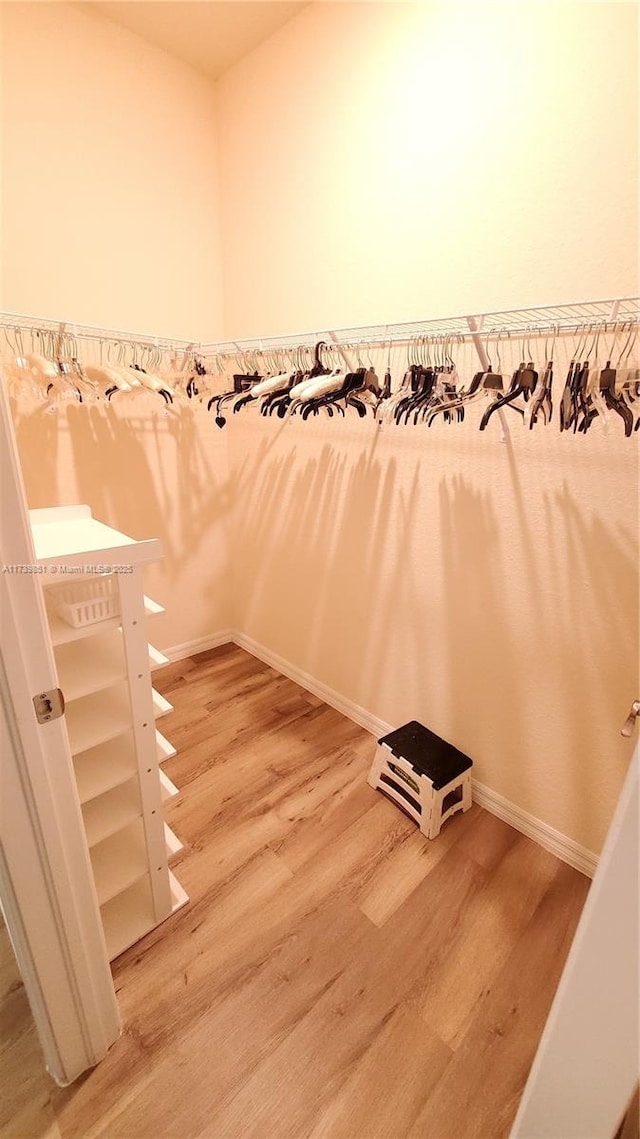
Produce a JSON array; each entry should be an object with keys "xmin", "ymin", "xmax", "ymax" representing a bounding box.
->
[
  {"xmin": 2, "ymin": 297, "xmax": 638, "ymax": 361},
  {"xmin": 203, "ymin": 298, "xmax": 640, "ymax": 358}
]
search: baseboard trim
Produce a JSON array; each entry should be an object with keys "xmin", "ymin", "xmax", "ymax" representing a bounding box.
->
[
  {"xmin": 164, "ymin": 628, "xmax": 599, "ymax": 878},
  {"xmin": 232, "ymin": 631, "xmax": 391, "ymax": 738},
  {"xmin": 471, "ymin": 780, "xmax": 598, "ymax": 878},
  {"xmin": 163, "ymin": 631, "xmax": 234, "ymax": 663}
]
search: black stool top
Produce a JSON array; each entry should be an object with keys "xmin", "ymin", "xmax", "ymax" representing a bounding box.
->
[{"xmin": 378, "ymin": 720, "xmax": 472, "ymax": 790}]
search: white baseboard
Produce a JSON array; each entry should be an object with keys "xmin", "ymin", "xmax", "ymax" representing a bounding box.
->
[
  {"xmin": 163, "ymin": 630, "xmax": 234, "ymax": 663},
  {"xmin": 164, "ymin": 628, "xmax": 599, "ymax": 878},
  {"xmin": 232, "ymin": 631, "xmax": 391, "ymax": 738},
  {"xmin": 471, "ymin": 780, "xmax": 598, "ymax": 878}
]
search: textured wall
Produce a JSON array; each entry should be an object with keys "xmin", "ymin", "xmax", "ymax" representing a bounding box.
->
[
  {"xmin": 216, "ymin": 2, "xmax": 638, "ymax": 339},
  {"xmin": 1, "ymin": 2, "xmax": 230, "ymax": 644},
  {"xmin": 216, "ymin": 1, "xmax": 639, "ymax": 855},
  {"xmin": 1, "ymin": 1, "xmax": 223, "ymax": 340}
]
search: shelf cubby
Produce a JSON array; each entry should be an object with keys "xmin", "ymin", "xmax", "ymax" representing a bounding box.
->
[
  {"xmin": 101, "ymin": 876, "xmax": 156, "ymax": 961},
  {"xmin": 55, "ymin": 630, "xmax": 127, "ymax": 701},
  {"xmin": 66, "ymin": 684, "xmax": 132, "ymax": 756},
  {"xmin": 101, "ymin": 870, "xmax": 189, "ymax": 962},
  {"xmin": 46, "ymin": 593, "xmax": 165, "ymax": 647},
  {"xmin": 82, "ymin": 778, "xmax": 142, "ymax": 847},
  {"xmin": 91, "ymin": 818, "xmax": 148, "ymax": 906},
  {"xmin": 73, "ymin": 732, "xmax": 138, "ymax": 804}
]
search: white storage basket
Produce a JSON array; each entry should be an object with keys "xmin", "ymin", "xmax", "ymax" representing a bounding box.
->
[{"xmin": 50, "ymin": 576, "xmax": 120, "ymax": 628}]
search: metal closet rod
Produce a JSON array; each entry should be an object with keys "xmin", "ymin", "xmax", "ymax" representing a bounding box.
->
[
  {"xmin": 203, "ymin": 297, "xmax": 640, "ymax": 358},
  {"xmin": 1, "ymin": 297, "xmax": 639, "ymax": 360},
  {"xmin": 0, "ymin": 310, "xmax": 201, "ymax": 354}
]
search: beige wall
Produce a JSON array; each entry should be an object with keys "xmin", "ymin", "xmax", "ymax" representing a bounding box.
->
[
  {"xmin": 1, "ymin": 2, "xmax": 223, "ymax": 340},
  {"xmin": 216, "ymin": 1, "xmax": 638, "ymax": 338},
  {"xmin": 1, "ymin": 2, "xmax": 230, "ymax": 645},
  {"xmin": 216, "ymin": 1, "xmax": 639, "ymax": 855}
]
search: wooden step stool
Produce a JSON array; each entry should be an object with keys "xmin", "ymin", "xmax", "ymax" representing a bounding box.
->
[{"xmin": 368, "ymin": 720, "xmax": 473, "ymax": 839}]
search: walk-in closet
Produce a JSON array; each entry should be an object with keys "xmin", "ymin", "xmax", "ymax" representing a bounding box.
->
[{"xmin": 1, "ymin": 3, "xmax": 638, "ymax": 1138}]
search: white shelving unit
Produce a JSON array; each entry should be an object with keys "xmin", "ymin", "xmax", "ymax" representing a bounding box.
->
[{"xmin": 30, "ymin": 505, "xmax": 188, "ymax": 962}]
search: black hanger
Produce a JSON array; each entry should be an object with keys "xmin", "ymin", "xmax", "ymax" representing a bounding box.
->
[
  {"xmin": 208, "ymin": 370, "xmax": 261, "ymax": 426},
  {"xmin": 599, "ymin": 359, "xmax": 634, "ymax": 436},
  {"xmin": 479, "ymin": 358, "xmax": 536, "ymax": 432},
  {"xmin": 393, "ymin": 365, "xmax": 433, "ymax": 423}
]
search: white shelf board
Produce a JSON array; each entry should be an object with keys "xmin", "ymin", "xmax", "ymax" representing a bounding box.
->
[
  {"xmin": 29, "ymin": 506, "xmax": 161, "ymax": 567},
  {"xmin": 82, "ymin": 778, "xmax": 142, "ymax": 847},
  {"xmin": 144, "ymin": 596, "xmax": 165, "ymax": 617},
  {"xmin": 148, "ymin": 644, "xmax": 169, "ymax": 670},
  {"xmin": 164, "ymin": 823, "xmax": 184, "ymax": 860},
  {"xmin": 170, "ymin": 871, "xmax": 189, "ymax": 914},
  {"xmin": 55, "ymin": 630, "xmax": 127, "ymax": 701},
  {"xmin": 46, "ymin": 594, "xmax": 163, "ymax": 647},
  {"xmin": 30, "ymin": 505, "xmax": 92, "ymax": 526},
  {"xmin": 92, "ymin": 819, "xmax": 147, "ymax": 906},
  {"xmin": 66, "ymin": 684, "xmax": 131, "ymax": 756},
  {"xmin": 159, "ymin": 770, "xmax": 179, "ymax": 802},
  {"xmin": 74, "ymin": 731, "xmax": 137, "ymax": 803},
  {"xmin": 101, "ymin": 876, "xmax": 155, "ymax": 962},
  {"xmin": 156, "ymin": 731, "xmax": 176, "ymax": 763},
  {"xmin": 153, "ymin": 689, "xmax": 173, "ymax": 719}
]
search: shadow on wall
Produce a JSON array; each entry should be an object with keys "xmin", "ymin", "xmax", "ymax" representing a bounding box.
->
[
  {"xmin": 11, "ymin": 397, "xmax": 232, "ymax": 639},
  {"xmin": 229, "ymin": 411, "xmax": 638, "ymax": 851}
]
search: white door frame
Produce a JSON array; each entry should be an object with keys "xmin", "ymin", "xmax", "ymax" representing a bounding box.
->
[
  {"xmin": 0, "ymin": 376, "xmax": 119, "ymax": 1086},
  {"xmin": 511, "ymin": 744, "xmax": 639, "ymax": 1139}
]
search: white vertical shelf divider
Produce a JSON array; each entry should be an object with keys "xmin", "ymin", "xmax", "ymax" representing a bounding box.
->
[
  {"xmin": 29, "ymin": 505, "xmax": 188, "ymax": 962},
  {"xmin": 116, "ymin": 570, "xmax": 172, "ymax": 923}
]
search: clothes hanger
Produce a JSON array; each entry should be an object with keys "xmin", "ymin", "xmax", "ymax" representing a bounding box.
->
[
  {"xmin": 86, "ymin": 338, "xmax": 136, "ymax": 398},
  {"xmin": 40, "ymin": 330, "xmax": 87, "ymax": 404},
  {"xmin": 2, "ymin": 325, "xmax": 42, "ymax": 401},
  {"xmin": 595, "ymin": 322, "xmax": 634, "ymax": 436},
  {"xmin": 255, "ymin": 348, "xmax": 301, "ymax": 415},
  {"xmin": 389, "ymin": 337, "xmax": 436, "ymax": 424},
  {"xmin": 376, "ymin": 336, "xmax": 417, "ymax": 425},
  {"xmin": 25, "ymin": 328, "xmax": 60, "ymax": 385},
  {"xmin": 208, "ymin": 348, "xmax": 262, "ymax": 424},
  {"xmin": 478, "ymin": 329, "xmax": 536, "ymax": 432},
  {"xmin": 524, "ymin": 326, "xmax": 555, "ymax": 429},
  {"xmin": 616, "ymin": 324, "xmax": 639, "ymax": 431},
  {"xmin": 293, "ymin": 342, "xmax": 379, "ymax": 419},
  {"xmin": 574, "ymin": 324, "xmax": 606, "ymax": 434},
  {"xmin": 127, "ymin": 342, "xmax": 175, "ymax": 404},
  {"xmin": 264, "ymin": 342, "xmax": 330, "ymax": 417},
  {"xmin": 560, "ymin": 324, "xmax": 590, "ymax": 432},
  {"xmin": 427, "ymin": 331, "xmax": 498, "ymax": 427},
  {"xmin": 412, "ymin": 334, "xmax": 462, "ymax": 425}
]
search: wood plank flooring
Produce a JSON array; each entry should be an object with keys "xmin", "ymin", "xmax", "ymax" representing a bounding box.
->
[{"xmin": 1, "ymin": 645, "xmax": 591, "ymax": 1139}]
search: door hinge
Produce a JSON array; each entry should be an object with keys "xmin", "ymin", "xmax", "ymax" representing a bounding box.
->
[
  {"xmin": 621, "ymin": 700, "xmax": 640, "ymax": 738},
  {"xmin": 33, "ymin": 688, "xmax": 65, "ymax": 724}
]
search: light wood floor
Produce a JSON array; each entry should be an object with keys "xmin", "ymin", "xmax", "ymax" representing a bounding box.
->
[{"xmin": 1, "ymin": 645, "xmax": 590, "ymax": 1139}]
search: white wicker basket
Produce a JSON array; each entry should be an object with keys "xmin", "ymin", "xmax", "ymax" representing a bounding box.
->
[{"xmin": 50, "ymin": 576, "xmax": 120, "ymax": 628}]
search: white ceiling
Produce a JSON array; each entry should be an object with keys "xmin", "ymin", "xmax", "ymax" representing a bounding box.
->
[{"xmin": 82, "ymin": 2, "xmax": 308, "ymax": 80}]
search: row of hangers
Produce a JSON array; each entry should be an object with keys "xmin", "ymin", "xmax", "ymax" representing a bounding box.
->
[
  {"xmin": 3, "ymin": 321, "xmax": 639, "ymax": 435},
  {"xmin": 206, "ymin": 323, "xmax": 640, "ymax": 435},
  {"xmin": 2, "ymin": 326, "xmax": 204, "ymax": 409}
]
